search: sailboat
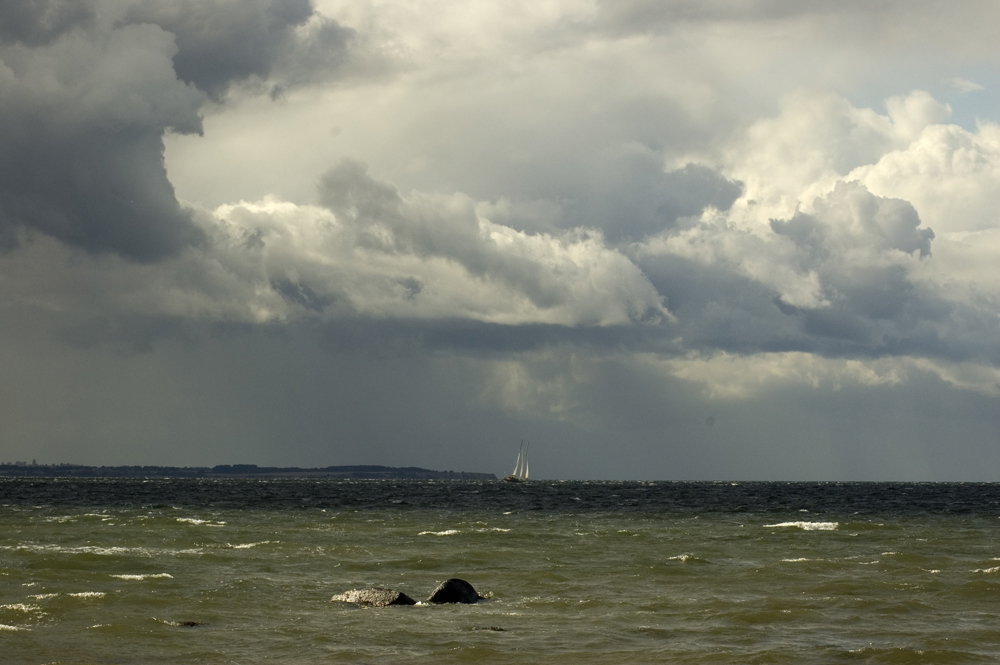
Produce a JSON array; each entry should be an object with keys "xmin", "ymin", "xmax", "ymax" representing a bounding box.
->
[{"xmin": 502, "ymin": 440, "xmax": 529, "ymax": 482}]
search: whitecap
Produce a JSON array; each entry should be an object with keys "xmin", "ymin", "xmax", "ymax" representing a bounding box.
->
[
  {"xmin": 764, "ymin": 521, "xmax": 838, "ymax": 531},
  {"xmin": 0, "ymin": 604, "xmax": 41, "ymax": 612},
  {"xmin": 974, "ymin": 566, "xmax": 1000, "ymax": 574},
  {"xmin": 418, "ymin": 530, "xmax": 460, "ymax": 536},
  {"xmin": 68, "ymin": 592, "xmax": 106, "ymax": 598},
  {"xmin": 0, "ymin": 624, "xmax": 28, "ymax": 631},
  {"xmin": 176, "ymin": 518, "xmax": 226, "ymax": 527},
  {"xmin": 110, "ymin": 574, "xmax": 173, "ymax": 580},
  {"xmin": 231, "ymin": 541, "xmax": 276, "ymax": 549},
  {"xmin": 0, "ymin": 544, "xmax": 153, "ymax": 557},
  {"xmin": 781, "ymin": 558, "xmax": 811, "ymax": 562}
]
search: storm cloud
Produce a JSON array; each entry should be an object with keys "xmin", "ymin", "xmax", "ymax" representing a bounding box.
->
[{"xmin": 0, "ymin": 0, "xmax": 351, "ymax": 261}]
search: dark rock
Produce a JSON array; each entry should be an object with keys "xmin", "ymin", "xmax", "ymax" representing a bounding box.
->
[
  {"xmin": 331, "ymin": 587, "xmax": 416, "ymax": 607},
  {"xmin": 427, "ymin": 578, "xmax": 481, "ymax": 604}
]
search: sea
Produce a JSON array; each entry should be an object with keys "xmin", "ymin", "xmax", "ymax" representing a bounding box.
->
[{"xmin": 3, "ymin": 479, "xmax": 1000, "ymax": 664}]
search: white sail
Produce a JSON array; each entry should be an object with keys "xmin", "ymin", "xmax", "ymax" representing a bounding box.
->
[{"xmin": 503, "ymin": 440, "xmax": 530, "ymax": 482}]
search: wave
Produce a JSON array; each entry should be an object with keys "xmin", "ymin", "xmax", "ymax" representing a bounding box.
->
[
  {"xmin": 0, "ymin": 604, "xmax": 41, "ymax": 612},
  {"xmin": 667, "ymin": 554, "xmax": 709, "ymax": 564},
  {"xmin": 176, "ymin": 518, "xmax": 226, "ymax": 527},
  {"xmin": 0, "ymin": 544, "xmax": 153, "ymax": 557},
  {"xmin": 418, "ymin": 530, "xmax": 460, "ymax": 536},
  {"xmin": 763, "ymin": 521, "xmax": 838, "ymax": 531},
  {"xmin": 110, "ymin": 574, "xmax": 174, "ymax": 580}
]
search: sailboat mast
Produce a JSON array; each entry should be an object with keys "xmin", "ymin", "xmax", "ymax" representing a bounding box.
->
[{"xmin": 512, "ymin": 440, "xmax": 524, "ymax": 476}]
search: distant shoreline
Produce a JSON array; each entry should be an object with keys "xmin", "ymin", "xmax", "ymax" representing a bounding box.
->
[{"xmin": 0, "ymin": 463, "xmax": 497, "ymax": 480}]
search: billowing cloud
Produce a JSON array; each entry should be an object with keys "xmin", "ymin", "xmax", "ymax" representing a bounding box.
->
[
  {"xmin": 126, "ymin": 0, "xmax": 354, "ymax": 97},
  {"xmin": 0, "ymin": 0, "xmax": 352, "ymax": 261},
  {"xmin": 125, "ymin": 0, "xmax": 312, "ymax": 99},
  {"xmin": 632, "ymin": 89, "xmax": 1000, "ymax": 367},
  {"xmin": 0, "ymin": 15, "xmax": 205, "ymax": 260},
  {"xmin": 851, "ymin": 121, "xmax": 1000, "ymax": 234}
]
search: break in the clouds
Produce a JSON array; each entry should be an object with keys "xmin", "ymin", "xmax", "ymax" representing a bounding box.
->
[{"xmin": 1, "ymin": 0, "xmax": 999, "ymax": 479}]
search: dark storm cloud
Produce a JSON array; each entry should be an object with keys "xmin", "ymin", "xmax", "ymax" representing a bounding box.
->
[
  {"xmin": 637, "ymin": 254, "xmax": 805, "ymax": 354},
  {"xmin": 0, "ymin": 16, "xmax": 207, "ymax": 261},
  {"xmin": 0, "ymin": 127, "xmax": 205, "ymax": 261},
  {"xmin": 0, "ymin": 0, "xmax": 97, "ymax": 46},
  {"xmin": 639, "ymin": 253, "xmax": 1000, "ymax": 363},
  {"xmin": 0, "ymin": 0, "xmax": 353, "ymax": 262},
  {"xmin": 125, "ymin": 0, "xmax": 328, "ymax": 99},
  {"xmin": 271, "ymin": 277, "xmax": 334, "ymax": 313},
  {"xmin": 271, "ymin": 14, "xmax": 355, "ymax": 90}
]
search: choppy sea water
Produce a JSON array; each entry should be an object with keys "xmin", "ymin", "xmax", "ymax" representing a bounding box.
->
[{"xmin": 4, "ymin": 480, "xmax": 1000, "ymax": 664}]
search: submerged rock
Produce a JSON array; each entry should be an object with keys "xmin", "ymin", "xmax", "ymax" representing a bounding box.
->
[
  {"xmin": 332, "ymin": 587, "xmax": 416, "ymax": 607},
  {"xmin": 427, "ymin": 578, "xmax": 481, "ymax": 604}
]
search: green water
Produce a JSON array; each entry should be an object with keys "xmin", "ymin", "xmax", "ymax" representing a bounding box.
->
[{"xmin": 4, "ymin": 501, "xmax": 1000, "ymax": 664}]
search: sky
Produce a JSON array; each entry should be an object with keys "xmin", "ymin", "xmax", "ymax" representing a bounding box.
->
[{"xmin": 1, "ymin": 0, "xmax": 999, "ymax": 480}]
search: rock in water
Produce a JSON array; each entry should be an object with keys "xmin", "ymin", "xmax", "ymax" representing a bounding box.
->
[
  {"xmin": 331, "ymin": 587, "xmax": 416, "ymax": 607},
  {"xmin": 427, "ymin": 578, "xmax": 480, "ymax": 604}
]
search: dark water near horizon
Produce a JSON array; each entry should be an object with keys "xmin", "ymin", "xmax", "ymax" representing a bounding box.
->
[{"xmin": 4, "ymin": 479, "xmax": 1000, "ymax": 663}]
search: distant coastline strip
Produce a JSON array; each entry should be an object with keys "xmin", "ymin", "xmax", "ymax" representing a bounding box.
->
[{"xmin": 0, "ymin": 463, "xmax": 496, "ymax": 480}]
